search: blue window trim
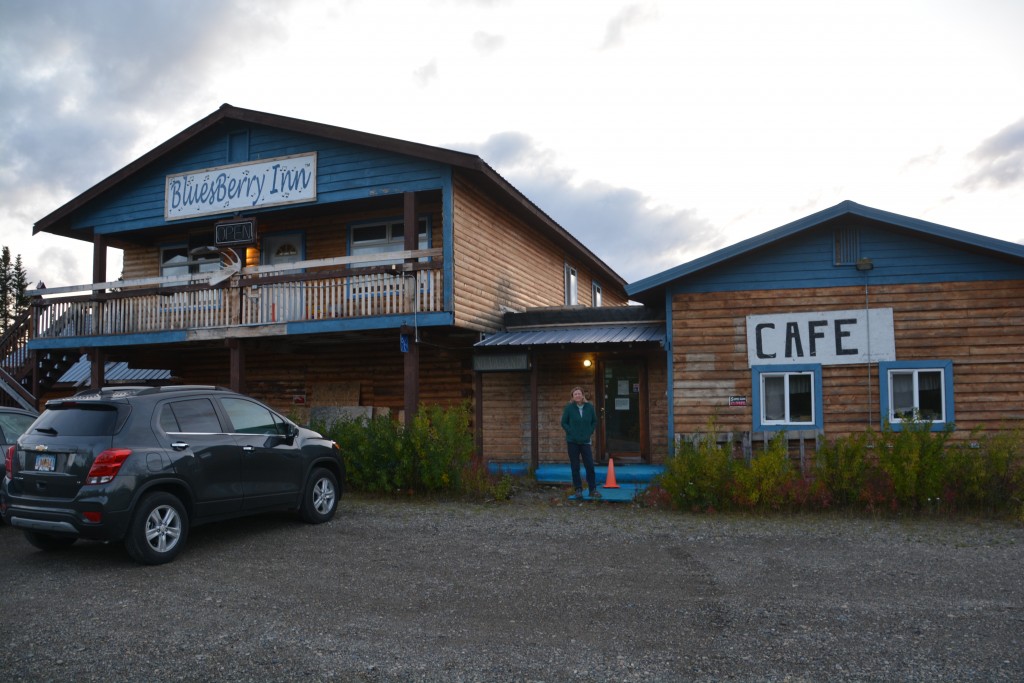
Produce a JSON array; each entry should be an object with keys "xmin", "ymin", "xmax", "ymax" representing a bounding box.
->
[
  {"xmin": 751, "ymin": 364, "xmax": 823, "ymax": 432},
  {"xmin": 879, "ymin": 360, "xmax": 954, "ymax": 432}
]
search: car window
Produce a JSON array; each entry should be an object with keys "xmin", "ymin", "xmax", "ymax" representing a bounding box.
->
[
  {"xmin": 0, "ymin": 413, "xmax": 36, "ymax": 443},
  {"xmin": 220, "ymin": 398, "xmax": 284, "ymax": 435},
  {"xmin": 32, "ymin": 404, "xmax": 121, "ymax": 436},
  {"xmin": 160, "ymin": 398, "xmax": 224, "ymax": 433}
]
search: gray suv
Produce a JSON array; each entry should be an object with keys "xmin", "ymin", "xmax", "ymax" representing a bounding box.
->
[{"xmin": 2, "ymin": 386, "xmax": 344, "ymax": 564}]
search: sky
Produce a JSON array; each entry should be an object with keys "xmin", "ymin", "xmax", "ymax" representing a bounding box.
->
[{"xmin": 1, "ymin": 0, "xmax": 1022, "ymax": 289}]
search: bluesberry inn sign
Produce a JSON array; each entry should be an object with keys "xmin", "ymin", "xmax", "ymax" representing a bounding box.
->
[
  {"xmin": 746, "ymin": 308, "xmax": 895, "ymax": 367},
  {"xmin": 164, "ymin": 152, "xmax": 317, "ymax": 220}
]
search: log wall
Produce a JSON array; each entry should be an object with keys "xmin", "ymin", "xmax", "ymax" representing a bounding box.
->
[{"xmin": 671, "ymin": 280, "xmax": 1024, "ymax": 441}]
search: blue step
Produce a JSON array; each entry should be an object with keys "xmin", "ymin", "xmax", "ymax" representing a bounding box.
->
[{"xmin": 486, "ymin": 462, "xmax": 665, "ymax": 502}]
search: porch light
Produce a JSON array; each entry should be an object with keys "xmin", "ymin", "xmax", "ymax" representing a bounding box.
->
[{"xmin": 582, "ymin": 359, "xmax": 593, "ymax": 368}]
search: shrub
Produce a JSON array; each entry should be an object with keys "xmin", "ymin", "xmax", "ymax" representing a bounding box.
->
[
  {"xmin": 815, "ymin": 431, "xmax": 870, "ymax": 507},
  {"xmin": 317, "ymin": 402, "xmax": 474, "ymax": 494},
  {"xmin": 871, "ymin": 418, "xmax": 954, "ymax": 510},
  {"xmin": 732, "ymin": 433, "xmax": 797, "ymax": 510},
  {"xmin": 656, "ymin": 427, "xmax": 733, "ymax": 511}
]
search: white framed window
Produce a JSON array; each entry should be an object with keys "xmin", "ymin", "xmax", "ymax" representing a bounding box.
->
[
  {"xmin": 350, "ymin": 218, "xmax": 428, "ymax": 268},
  {"xmin": 880, "ymin": 360, "xmax": 954, "ymax": 428},
  {"xmin": 565, "ymin": 264, "xmax": 578, "ymax": 305},
  {"xmin": 160, "ymin": 242, "xmax": 220, "ymax": 279},
  {"xmin": 592, "ymin": 281, "xmax": 602, "ymax": 307},
  {"xmin": 751, "ymin": 365, "xmax": 822, "ymax": 431}
]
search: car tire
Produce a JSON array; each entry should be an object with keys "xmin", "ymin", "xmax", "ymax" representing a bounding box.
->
[
  {"xmin": 300, "ymin": 468, "xmax": 338, "ymax": 524},
  {"xmin": 125, "ymin": 492, "xmax": 189, "ymax": 565},
  {"xmin": 24, "ymin": 531, "xmax": 77, "ymax": 551}
]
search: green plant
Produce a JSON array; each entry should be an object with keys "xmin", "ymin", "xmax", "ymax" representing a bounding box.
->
[
  {"xmin": 656, "ymin": 424, "xmax": 733, "ymax": 511},
  {"xmin": 872, "ymin": 418, "xmax": 954, "ymax": 509},
  {"xmin": 732, "ymin": 432, "xmax": 797, "ymax": 510},
  {"xmin": 815, "ymin": 431, "xmax": 870, "ymax": 507}
]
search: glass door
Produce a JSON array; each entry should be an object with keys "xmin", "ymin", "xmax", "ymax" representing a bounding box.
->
[{"xmin": 601, "ymin": 360, "xmax": 643, "ymax": 463}]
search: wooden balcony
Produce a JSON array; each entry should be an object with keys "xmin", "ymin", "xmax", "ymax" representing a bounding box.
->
[{"xmin": 31, "ymin": 249, "xmax": 444, "ymax": 340}]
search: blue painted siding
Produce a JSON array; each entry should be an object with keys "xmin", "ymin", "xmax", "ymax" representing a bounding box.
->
[
  {"xmin": 670, "ymin": 223, "xmax": 1024, "ymax": 294},
  {"xmin": 76, "ymin": 123, "xmax": 449, "ymax": 237}
]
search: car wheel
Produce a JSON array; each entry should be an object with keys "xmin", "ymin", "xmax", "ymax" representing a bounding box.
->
[
  {"xmin": 125, "ymin": 492, "xmax": 189, "ymax": 565},
  {"xmin": 300, "ymin": 468, "xmax": 338, "ymax": 523},
  {"xmin": 24, "ymin": 530, "xmax": 77, "ymax": 551}
]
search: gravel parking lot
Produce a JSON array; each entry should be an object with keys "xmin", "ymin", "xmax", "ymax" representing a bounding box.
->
[{"xmin": 1, "ymin": 491, "xmax": 1022, "ymax": 682}]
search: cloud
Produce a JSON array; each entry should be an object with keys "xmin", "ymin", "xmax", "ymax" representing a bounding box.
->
[
  {"xmin": 960, "ymin": 117, "xmax": 1024, "ymax": 189},
  {"xmin": 600, "ymin": 3, "xmax": 655, "ymax": 50},
  {"xmin": 472, "ymin": 31, "xmax": 505, "ymax": 54},
  {"xmin": 0, "ymin": 0, "xmax": 292, "ymax": 231},
  {"xmin": 457, "ymin": 132, "xmax": 721, "ymax": 283},
  {"xmin": 414, "ymin": 59, "xmax": 440, "ymax": 87}
]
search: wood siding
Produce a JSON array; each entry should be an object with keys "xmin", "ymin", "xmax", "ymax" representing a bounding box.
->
[
  {"xmin": 451, "ymin": 171, "xmax": 625, "ymax": 332},
  {"xmin": 671, "ymin": 280, "xmax": 1024, "ymax": 441}
]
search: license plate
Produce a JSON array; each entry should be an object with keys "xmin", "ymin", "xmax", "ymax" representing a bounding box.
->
[{"xmin": 34, "ymin": 454, "xmax": 56, "ymax": 472}]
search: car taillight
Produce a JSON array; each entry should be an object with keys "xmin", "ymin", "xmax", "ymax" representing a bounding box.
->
[
  {"xmin": 4, "ymin": 445, "xmax": 13, "ymax": 480},
  {"xmin": 85, "ymin": 449, "xmax": 133, "ymax": 484}
]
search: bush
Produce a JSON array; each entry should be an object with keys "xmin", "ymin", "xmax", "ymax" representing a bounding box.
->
[
  {"xmin": 732, "ymin": 433, "xmax": 797, "ymax": 510},
  {"xmin": 656, "ymin": 427, "xmax": 733, "ymax": 511},
  {"xmin": 815, "ymin": 430, "xmax": 869, "ymax": 507},
  {"xmin": 317, "ymin": 402, "xmax": 474, "ymax": 495}
]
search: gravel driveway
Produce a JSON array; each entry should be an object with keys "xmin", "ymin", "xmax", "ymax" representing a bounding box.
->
[{"xmin": 1, "ymin": 491, "xmax": 1022, "ymax": 682}]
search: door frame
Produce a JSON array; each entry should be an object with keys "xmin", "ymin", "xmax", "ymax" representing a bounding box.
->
[{"xmin": 595, "ymin": 355, "xmax": 650, "ymax": 464}]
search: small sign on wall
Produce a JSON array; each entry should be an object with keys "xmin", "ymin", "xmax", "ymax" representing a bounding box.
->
[{"xmin": 729, "ymin": 395, "xmax": 747, "ymax": 407}]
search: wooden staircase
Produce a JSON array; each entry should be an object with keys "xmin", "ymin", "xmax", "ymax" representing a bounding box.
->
[{"xmin": 0, "ymin": 310, "xmax": 77, "ymax": 410}]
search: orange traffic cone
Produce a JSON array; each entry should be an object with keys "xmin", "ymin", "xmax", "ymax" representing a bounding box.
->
[{"xmin": 604, "ymin": 458, "xmax": 619, "ymax": 489}]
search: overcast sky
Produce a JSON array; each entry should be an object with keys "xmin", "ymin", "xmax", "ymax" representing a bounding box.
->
[{"xmin": 1, "ymin": 0, "xmax": 1022, "ymax": 288}]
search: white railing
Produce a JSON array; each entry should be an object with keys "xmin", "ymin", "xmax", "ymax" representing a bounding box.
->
[{"xmin": 32, "ymin": 258, "xmax": 444, "ymax": 339}]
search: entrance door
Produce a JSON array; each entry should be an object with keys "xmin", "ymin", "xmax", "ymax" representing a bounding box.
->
[{"xmin": 600, "ymin": 360, "xmax": 646, "ymax": 463}]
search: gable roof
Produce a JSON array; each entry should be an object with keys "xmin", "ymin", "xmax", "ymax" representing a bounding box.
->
[
  {"xmin": 626, "ymin": 200, "xmax": 1024, "ymax": 303},
  {"xmin": 35, "ymin": 104, "xmax": 625, "ymax": 287}
]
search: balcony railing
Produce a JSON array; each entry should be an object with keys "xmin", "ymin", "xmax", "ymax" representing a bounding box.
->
[{"xmin": 31, "ymin": 249, "xmax": 443, "ymax": 340}]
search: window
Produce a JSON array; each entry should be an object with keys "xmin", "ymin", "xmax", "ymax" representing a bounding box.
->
[
  {"xmin": 160, "ymin": 399, "xmax": 223, "ymax": 433},
  {"xmin": 565, "ymin": 264, "xmax": 578, "ymax": 305},
  {"xmin": 350, "ymin": 218, "xmax": 429, "ymax": 267},
  {"xmin": 221, "ymin": 398, "xmax": 287, "ymax": 435},
  {"xmin": 160, "ymin": 234, "xmax": 221, "ymax": 280},
  {"xmin": 752, "ymin": 365, "xmax": 823, "ymax": 431},
  {"xmin": 880, "ymin": 360, "xmax": 954, "ymax": 429},
  {"xmin": 592, "ymin": 281, "xmax": 602, "ymax": 307}
]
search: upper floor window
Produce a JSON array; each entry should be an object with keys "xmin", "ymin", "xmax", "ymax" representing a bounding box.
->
[
  {"xmin": 592, "ymin": 282, "xmax": 602, "ymax": 307},
  {"xmin": 565, "ymin": 264, "xmax": 578, "ymax": 305},
  {"xmin": 350, "ymin": 218, "xmax": 429, "ymax": 268},
  {"xmin": 160, "ymin": 234, "xmax": 220, "ymax": 280},
  {"xmin": 879, "ymin": 360, "xmax": 954, "ymax": 429},
  {"xmin": 751, "ymin": 364, "xmax": 823, "ymax": 431}
]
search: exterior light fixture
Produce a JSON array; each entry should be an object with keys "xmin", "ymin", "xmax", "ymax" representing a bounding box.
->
[
  {"xmin": 582, "ymin": 359, "xmax": 593, "ymax": 368},
  {"xmin": 855, "ymin": 258, "xmax": 874, "ymax": 271}
]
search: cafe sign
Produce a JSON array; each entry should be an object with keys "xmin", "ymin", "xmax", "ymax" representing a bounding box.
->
[
  {"xmin": 165, "ymin": 152, "xmax": 317, "ymax": 220},
  {"xmin": 746, "ymin": 308, "xmax": 895, "ymax": 367}
]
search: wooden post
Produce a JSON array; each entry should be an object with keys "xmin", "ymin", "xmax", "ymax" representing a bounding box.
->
[
  {"xmin": 92, "ymin": 235, "xmax": 107, "ymax": 285},
  {"xmin": 89, "ymin": 347, "xmax": 106, "ymax": 390},
  {"xmin": 228, "ymin": 339, "xmax": 245, "ymax": 394},
  {"xmin": 402, "ymin": 325, "xmax": 419, "ymax": 428},
  {"xmin": 530, "ymin": 351, "xmax": 539, "ymax": 471},
  {"xmin": 474, "ymin": 371, "xmax": 484, "ymax": 464}
]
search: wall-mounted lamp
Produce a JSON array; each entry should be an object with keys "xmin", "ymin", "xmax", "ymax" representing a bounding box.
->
[
  {"xmin": 582, "ymin": 359, "xmax": 593, "ymax": 368},
  {"xmin": 855, "ymin": 258, "xmax": 874, "ymax": 271}
]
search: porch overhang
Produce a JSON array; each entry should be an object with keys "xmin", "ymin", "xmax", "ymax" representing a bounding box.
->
[{"xmin": 475, "ymin": 323, "xmax": 665, "ymax": 348}]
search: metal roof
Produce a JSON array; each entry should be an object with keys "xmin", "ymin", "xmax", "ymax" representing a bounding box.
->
[
  {"xmin": 58, "ymin": 355, "xmax": 173, "ymax": 387},
  {"xmin": 475, "ymin": 323, "xmax": 665, "ymax": 348}
]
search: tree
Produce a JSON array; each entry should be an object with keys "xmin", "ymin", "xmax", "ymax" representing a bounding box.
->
[{"xmin": 0, "ymin": 246, "xmax": 30, "ymax": 334}]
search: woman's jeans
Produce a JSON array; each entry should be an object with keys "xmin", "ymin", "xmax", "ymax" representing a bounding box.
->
[{"xmin": 567, "ymin": 442, "xmax": 597, "ymax": 492}]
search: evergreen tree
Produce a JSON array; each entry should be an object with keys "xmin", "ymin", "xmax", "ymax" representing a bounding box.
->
[
  {"xmin": 0, "ymin": 246, "xmax": 11, "ymax": 334},
  {"xmin": 0, "ymin": 246, "xmax": 30, "ymax": 334}
]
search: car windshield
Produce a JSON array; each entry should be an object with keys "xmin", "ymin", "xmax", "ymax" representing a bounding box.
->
[{"xmin": 32, "ymin": 404, "xmax": 123, "ymax": 437}]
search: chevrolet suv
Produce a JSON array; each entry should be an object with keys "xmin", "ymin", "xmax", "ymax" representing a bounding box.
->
[{"xmin": 2, "ymin": 386, "xmax": 344, "ymax": 564}]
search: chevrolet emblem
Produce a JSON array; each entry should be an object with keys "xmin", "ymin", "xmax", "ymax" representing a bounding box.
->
[{"xmin": 34, "ymin": 444, "xmax": 48, "ymax": 451}]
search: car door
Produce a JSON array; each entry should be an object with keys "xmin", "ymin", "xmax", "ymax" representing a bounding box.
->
[
  {"xmin": 217, "ymin": 397, "xmax": 302, "ymax": 510},
  {"xmin": 157, "ymin": 397, "xmax": 243, "ymax": 518}
]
